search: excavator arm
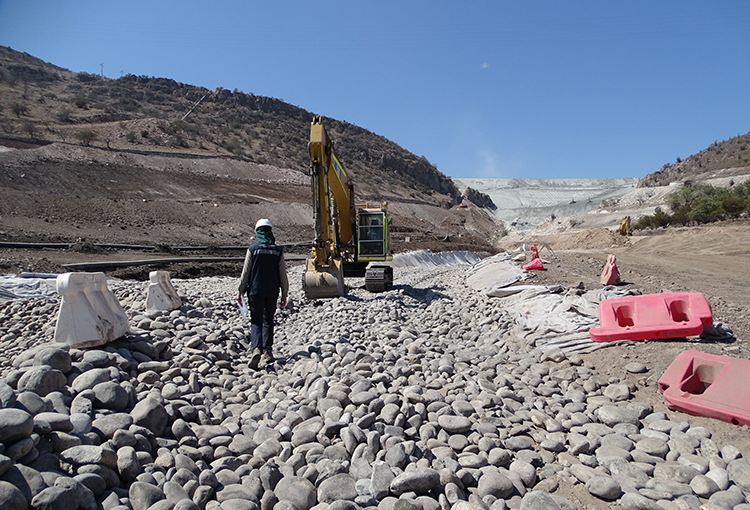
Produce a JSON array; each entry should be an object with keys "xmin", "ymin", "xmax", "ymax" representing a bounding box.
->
[
  {"xmin": 304, "ymin": 116, "xmax": 356, "ymax": 298},
  {"xmin": 304, "ymin": 116, "xmax": 394, "ymax": 298},
  {"xmin": 308, "ymin": 117, "xmax": 356, "ymax": 260}
]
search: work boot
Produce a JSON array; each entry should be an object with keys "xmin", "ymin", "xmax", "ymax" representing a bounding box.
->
[
  {"xmin": 261, "ymin": 350, "xmax": 275, "ymax": 366},
  {"xmin": 248, "ymin": 348, "xmax": 262, "ymax": 370}
]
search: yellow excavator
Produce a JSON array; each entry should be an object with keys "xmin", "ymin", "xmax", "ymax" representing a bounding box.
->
[
  {"xmin": 304, "ymin": 116, "xmax": 394, "ymax": 299},
  {"xmin": 619, "ymin": 215, "xmax": 632, "ymax": 236}
]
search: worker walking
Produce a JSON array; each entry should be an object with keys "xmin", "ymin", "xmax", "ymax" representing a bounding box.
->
[{"xmin": 238, "ymin": 219, "xmax": 289, "ymax": 369}]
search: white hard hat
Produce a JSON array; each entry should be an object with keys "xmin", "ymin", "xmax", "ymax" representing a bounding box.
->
[{"xmin": 255, "ymin": 218, "xmax": 272, "ymax": 230}]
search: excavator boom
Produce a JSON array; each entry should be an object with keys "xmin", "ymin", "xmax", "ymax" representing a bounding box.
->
[{"xmin": 303, "ymin": 116, "xmax": 393, "ymax": 299}]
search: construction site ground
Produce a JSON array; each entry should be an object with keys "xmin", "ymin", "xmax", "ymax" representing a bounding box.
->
[
  {"xmin": 501, "ymin": 221, "xmax": 750, "ymax": 466},
  {"xmin": 3, "ymin": 143, "xmax": 750, "ymax": 504},
  {"xmin": 4, "ymin": 220, "xmax": 750, "ymax": 393},
  {"xmin": 3, "ymin": 218, "xmax": 750, "ymax": 502}
]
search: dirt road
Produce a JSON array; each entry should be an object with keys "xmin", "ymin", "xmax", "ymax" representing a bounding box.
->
[
  {"xmin": 534, "ymin": 222, "xmax": 750, "ymax": 346},
  {"xmin": 510, "ymin": 221, "xmax": 750, "ymax": 467}
]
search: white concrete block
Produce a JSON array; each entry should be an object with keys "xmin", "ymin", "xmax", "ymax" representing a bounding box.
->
[
  {"xmin": 146, "ymin": 270, "xmax": 181, "ymax": 315},
  {"xmin": 54, "ymin": 272, "xmax": 131, "ymax": 348}
]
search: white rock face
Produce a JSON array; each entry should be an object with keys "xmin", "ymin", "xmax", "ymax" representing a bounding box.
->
[{"xmin": 455, "ymin": 178, "xmax": 639, "ymax": 232}]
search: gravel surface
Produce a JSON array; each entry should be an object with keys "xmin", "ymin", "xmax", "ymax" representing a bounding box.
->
[{"xmin": 1, "ymin": 261, "xmax": 750, "ymax": 510}]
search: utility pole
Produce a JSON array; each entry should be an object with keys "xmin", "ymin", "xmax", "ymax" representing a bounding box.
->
[
  {"xmin": 182, "ymin": 94, "xmax": 207, "ymax": 121},
  {"xmin": 100, "ymin": 63, "xmax": 104, "ymax": 77}
]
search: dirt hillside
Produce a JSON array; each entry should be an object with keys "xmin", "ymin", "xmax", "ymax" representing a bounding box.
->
[{"xmin": 0, "ymin": 138, "xmax": 501, "ymax": 280}]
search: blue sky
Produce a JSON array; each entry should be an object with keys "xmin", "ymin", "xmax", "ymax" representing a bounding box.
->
[{"xmin": 1, "ymin": 1, "xmax": 749, "ymax": 180}]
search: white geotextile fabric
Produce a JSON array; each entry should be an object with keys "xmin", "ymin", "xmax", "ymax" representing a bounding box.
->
[
  {"xmin": 483, "ymin": 284, "xmax": 556, "ymax": 298},
  {"xmin": 390, "ymin": 250, "xmax": 480, "ymax": 268},
  {"xmin": 465, "ymin": 252, "xmax": 526, "ymax": 294},
  {"xmin": 0, "ymin": 274, "xmax": 59, "ymax": 300},
  {"xmin": 463, "ymin": 251, "xmax": 636, "ymax": 343},
  {"xmin": 501, "ymin": 286, "xmax": 633, "ymax": 337}
]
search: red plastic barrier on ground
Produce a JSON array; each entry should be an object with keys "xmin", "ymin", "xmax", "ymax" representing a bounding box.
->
[
  {"xmin": 523, "ymin": 258, "xmax": 544, "ymax": 271},
  {"xmin": 589, "ymin": 292, "xmax": 712, "ymax": 343},
  {"xmin": 600, "ymin": 254, "xmax": 621, "ymax": 286},
  {"xmin": 659, "ymin": 350, "xmax": 750, "ymax": 426}
]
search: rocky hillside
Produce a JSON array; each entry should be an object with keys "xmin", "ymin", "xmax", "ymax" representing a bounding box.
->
[
  {"xmin": 0, "ymin": 46, "xmax": 470, "ymax": 205},
  {"xmin": 639, "ymin": 132, "xmax": 750, "ymax": 188},
  {"xmin": 0, "ymin": 46, "xmax": 501, "ymax": 255}
]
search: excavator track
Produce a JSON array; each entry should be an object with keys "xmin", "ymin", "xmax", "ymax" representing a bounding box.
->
[{"xmin": 365, "ymin": 265, "xmax": 393, "ymax": 292}]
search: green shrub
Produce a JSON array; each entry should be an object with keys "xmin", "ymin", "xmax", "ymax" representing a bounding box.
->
[
  {"xmin": 652, "ymin": 207, "xmax": 672, "ymax": 227},
  {"xmin": 634, "ymin": 215, "xmax": 656, "ymax": 230},
  {"xmin": 667, "ymin": 182, "xmax": 713, "ymax": 210},
  {"xmin": 734, "ymin": 180, "xmax": 750, "ymax": 200},
  {"xmin": 688, "ymin": 199, "xmax": 722, "ymax": 224},
  {"xmin": 11, "ymin": 102, "xmax": 28, "ymax": 117},
  {"xmin": 73, "ymin": 129, "xmax": 98, "ymax": 146},
  {"xmin": 634, "ymin": 181, "xmax": 750, "ymax": 230},
  {"xmin": 670, "ymin": 206, "xmax": 691, "ymax": 226},
  {"xmin": 721, "ymin": 196, "xmax": 746, "ymax": 217},
  {"xmin": 56, "ymin": 106, "xmax": 72, "ymax": 122},
  {"xmin": 22, "ymin": 121, "xmax": 36, "ymax": 138}
]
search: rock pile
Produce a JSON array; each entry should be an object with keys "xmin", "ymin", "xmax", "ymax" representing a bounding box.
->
[{"xmin": 0, "ymin": 266, "xmax": 748, "ymax": 510}]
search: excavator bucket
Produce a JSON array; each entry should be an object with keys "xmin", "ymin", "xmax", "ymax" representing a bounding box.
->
[{"xmin": 303, "ymin": 258, "xmax": 346, "ymax": 299}]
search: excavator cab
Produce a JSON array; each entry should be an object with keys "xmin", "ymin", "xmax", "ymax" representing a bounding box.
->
[
  {"xmin": 358, "ymin": 210, "xmax": 387, "ymax": 255},
  {"xmin": 356, "ymin": 206, "xmax": 393, "ymax": 292}
]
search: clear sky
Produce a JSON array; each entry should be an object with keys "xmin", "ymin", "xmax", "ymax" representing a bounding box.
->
[{"xmin": 1, "ymin": 1, "xmax": 749, "ymax": 180}]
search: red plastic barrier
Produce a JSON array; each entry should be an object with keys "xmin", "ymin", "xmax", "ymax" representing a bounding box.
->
[
  {"xmin": 589, "ymin": 292, "xmax": 712, "ymax": 343},
  {"xmin": 658, "ymin": 350, "xmax": 750, "ymax": 426},
  {"xmin": 600, "ymin": 254, "xmax": 621, "ymax": 286},
  {"xmin": 523, "ymin": 258, "xmax": 544, "ymax": 271}
]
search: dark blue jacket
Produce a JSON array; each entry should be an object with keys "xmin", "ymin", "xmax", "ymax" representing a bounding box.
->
[{"xmin": 238, "ymin": 242, "xmax": 288, "ymax": 297}]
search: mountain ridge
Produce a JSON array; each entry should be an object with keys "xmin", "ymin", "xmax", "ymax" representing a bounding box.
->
[
  {"xmin": 0, "ymin": 46, "xmax": 467, "ymax": 206},
  {"xmin": 0, "ymin": 46, "xmax": 502, "ymax": 255}
]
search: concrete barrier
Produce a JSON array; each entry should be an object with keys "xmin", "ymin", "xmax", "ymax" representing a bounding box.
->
[
  {"xmin": 54, "ymin": 272, "xmax": 131, "ymax": 348},
  {"xmin": 146, "ymin": 270, "xmax": 182, "ymax": 315}
]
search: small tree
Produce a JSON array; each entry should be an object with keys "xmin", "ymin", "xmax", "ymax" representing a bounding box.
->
[
  {"xmin": 667, "ymin": 183, "xmax": 713, "ymax": 211},
  {"xmin": 74, "ymin": 129, "xmax": 98, "ymax": 146}
]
